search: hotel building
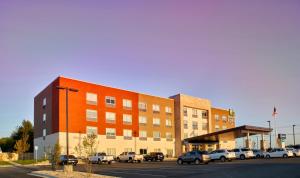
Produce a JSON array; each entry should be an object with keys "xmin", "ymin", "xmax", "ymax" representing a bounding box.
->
[{"xmin": 34, "ymin": 76, "xmax": 236, "ymax": 159}]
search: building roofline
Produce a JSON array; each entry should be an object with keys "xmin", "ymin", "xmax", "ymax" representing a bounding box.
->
[
  {"xmin": 169, "ymin": 93, "xmax": 211, "ymax": 102},
  {"xmin": 56, "ymin": 75, "xmax": 174, "ymax": 101}
]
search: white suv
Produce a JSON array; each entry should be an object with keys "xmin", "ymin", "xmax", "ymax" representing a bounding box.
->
[
  {"xmin": 231, "ymin": 148, "xmax": 254, "ymax": 160},
  {"xmin": 264, "ymin": 148, "xmax": 293, "ymax": 158},
  {"xmin": 209, "ymin": 149, "xmax": 236, "ymax": 162},
  {"xmin": 286, "ymin": 147, "xmax": 300, "ymax": 157}
]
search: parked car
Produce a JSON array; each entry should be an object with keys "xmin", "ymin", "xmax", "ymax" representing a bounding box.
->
[
  {"xmin": 285, "ymin": 147, "xmax": 300, "ymax": 157},
  {"xmin": 117, "ymin": 152, "xmax": 143, "ymax": 163},
  {"xmin": 252, "ymin": 149, "xmax": 265, "ymax": 158},
  {"xmin": 209, "ymin": 149, "xmax": 236, "ymax": 162},
  {"xmin": 231, "ymin": 148, "xmax": 254, "ymax": 160},
  {"xmin": 88, "ymin": 152, "xmax": 114, "ymax": 164},
  {"xmin": 144, "ymin": 152, "xmax": 164, "ymax": 161},
  {"xmin": 264, "ymin": 148, "xmax": 293, "ymax": 158},
  {"xmin": 177, "ymin": 150, "xmax": 210, "ymax": 165},
  {"xmin": 58, "ymin": 155, "xmax": 78, "ymax": 165}
]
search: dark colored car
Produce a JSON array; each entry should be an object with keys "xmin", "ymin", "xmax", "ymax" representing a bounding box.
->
[
  {"xmin": 58, "ymin": 155, "xmax": 78, "ymax": 165},
  {"xmin": 144, "ymin": 152, "xmax": 164, "ymax": 161},
  {"xmin": 177, "ymin": 150, "xmax": 210, "ymax": 165}
]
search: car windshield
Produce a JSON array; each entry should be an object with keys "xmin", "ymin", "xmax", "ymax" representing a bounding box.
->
[
  {"xmin": 128, "ymin": 152, "xmax": 136, "ymax": 154},
  {"xmin": 241, "ymin": 148, "xmax": 250, "ymax": 151},
  {"xmin": 68, "ymin": 155, "xmax": 76, "ymax": 159}
]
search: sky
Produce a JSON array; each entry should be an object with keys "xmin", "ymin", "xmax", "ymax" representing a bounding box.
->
[{"xmin": 0, "ymin": 0, "xmax": 300, "ymax": 146}]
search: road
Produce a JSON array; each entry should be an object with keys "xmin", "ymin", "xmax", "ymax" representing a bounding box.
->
[
  {"xmin": 0, "ymin": 165, "xmax": 37, "ymax": 178},
  {"xmin": 74, "ymin": 157, "xmax": 300, "ymax": 178}
]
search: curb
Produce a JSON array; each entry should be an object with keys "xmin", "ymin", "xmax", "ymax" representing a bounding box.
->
[{"xmin": 28, "ymin": 172, "xmax": 57, "ymax": 178}]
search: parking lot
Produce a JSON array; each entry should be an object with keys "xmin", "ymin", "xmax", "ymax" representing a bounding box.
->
[{"xmin": 69, "ymin": 157, "xmax": 300, "ymax": 178}]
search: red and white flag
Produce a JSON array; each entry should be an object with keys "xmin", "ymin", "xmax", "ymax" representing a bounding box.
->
[{"xmin": 272, "ymin": 107, "xmax": 278, "ymax": 117}]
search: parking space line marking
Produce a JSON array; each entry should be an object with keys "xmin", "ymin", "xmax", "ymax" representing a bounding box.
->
[{"xmin": 101, "ymin": 170, "xmax": 167, "ymax": 177}]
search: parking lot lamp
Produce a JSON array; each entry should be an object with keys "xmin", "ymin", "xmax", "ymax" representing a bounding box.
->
[{"xmin": 56, "ymin": 86, "xmax": 79, "ymax": 157}]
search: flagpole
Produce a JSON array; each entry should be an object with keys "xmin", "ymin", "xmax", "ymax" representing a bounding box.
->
[{"xmin": 274, "ymin": 114, "xmax": 277, "ymax": 147}]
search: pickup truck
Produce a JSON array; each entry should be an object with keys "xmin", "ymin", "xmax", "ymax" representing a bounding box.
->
[
  {"xmin": 88, "ymin": 152, "xmax": 114, "ymax": 164},
  {"xmin": 117, "ymin": 152, "xmax": 143, "ymax": 163}
]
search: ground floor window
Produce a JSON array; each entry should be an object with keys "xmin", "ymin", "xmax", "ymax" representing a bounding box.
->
[
  {"xmin": 166, "ymin": 149, "xmax": 173, "ymax": 157},
  {"xmin": 154, "ymin": 148, "xmax": 161, "ymax": 152},
  {"xmin": 107, "ymin": 148, "xmax": 116, "ymax": 156},
  {"xmin": 124, "ymin": 148, "xmax": 132, "ymax": 152},
  {"xmin": 140, "ymin": 149, "xmax": 147, "ymax": 155}
]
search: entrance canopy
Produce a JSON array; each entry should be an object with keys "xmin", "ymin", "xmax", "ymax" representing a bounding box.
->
[{"xmin": 184, "ymin": 125, "xmax": 272, "ymax": 144}]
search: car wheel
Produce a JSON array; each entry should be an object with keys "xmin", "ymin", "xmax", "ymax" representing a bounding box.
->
[
  {"xmin": 129, "ymin": 158, "xmax": 133, "ymax": 163},
  {"xmin": 108, "ymin": 161, "xmax": 111, "ymax": 164},
  {"xmin": 283, "ymin": 154, "xmax": 288, "ymax": 158},
  {"xmin": 256, "ymin": 155, "xmax": 260, "ymax": 159},
  {"xmin": 194, "ymin": 159, "xmax": 200, "ymax": 165},
  {"xmin": 116, "ymin": 157, "xmax": 120, "ymax": 162},
  {"xmin": 177, "ymin": 159, "xmax": 183, "ymax": 165},
  {"xmin": 73, "ymin": 163, "xmax": 77, "ymax": 166},
  {"xmin": 98, "ymin": 159, "xmax": 102, "ymax": 164},
  {"xmin": 294, "ymin": 153, "xmax": 296, "ymax": 157},
  {"xmin": 220, "ymin": 156, "xmax": 226, "ymax": 162},
  {"xmin": 138, "ymin": 160, "xmax": 142, "ymax": 163},
  {"xmin": 266, "ymin": 155, "xmax": 270, "ymax": 159},
  {"xmin": 240, "ymin": 155, "xmax": 245, "ymax": 160}
]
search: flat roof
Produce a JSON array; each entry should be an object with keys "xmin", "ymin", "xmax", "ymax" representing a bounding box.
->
[{"xmin": 184, "ymin": 125, "xmax": 272, "ymax": 144}]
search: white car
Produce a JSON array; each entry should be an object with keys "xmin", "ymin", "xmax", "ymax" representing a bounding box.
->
[
  {"xmin": 88, "ymin": 152, "xmax": 115, "ymax": 164},
  {"xmin": 231, "ymin": 148, "xmax": 254, "ymax": 160},
  {"xmin": 117, "ymin": 152, "xmax": 143, "ymax": 163},
  {"xmin": 286, "ymin": 147, "xmax": 300, "ymax": 157},
  {"xmin": 264, "ymin": 148, "xmax": 293, "ymax": 158},
  {"xmin": 209, "ymin": 149, "xmax": 236, "ymax": 162}
]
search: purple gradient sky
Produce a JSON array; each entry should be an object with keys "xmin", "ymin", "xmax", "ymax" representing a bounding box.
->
[{"xmin": 0, "ymin": 0, "xmax": 300, "ymax": 145}]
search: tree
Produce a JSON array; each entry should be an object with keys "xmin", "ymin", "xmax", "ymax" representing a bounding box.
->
[
  {"xmin": 82, "ymin": 133, "xmax": 98, "ymax": 176},
  {"xmin": 14, "ymin": 134, "xmax": 30, "ymax": 160},
  {"xmin": 0, "ymin": 137, "xmax": 15, "ymax": 152},
  {"xmin": 11, "ymin": 120, "xmax": 34, "ymax": 152},
  {"xmin": 50, "ymin": 141, "xmax": 61, "ymax": 171}
]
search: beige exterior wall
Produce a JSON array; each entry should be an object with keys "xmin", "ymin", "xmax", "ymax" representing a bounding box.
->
[
  {"xmin": 170, "ymin": 94, "xmax": 212, "ymax": 156},
  {"xmin": 34, "ymin": 132, "xmax": 175, "ymax": 160}
]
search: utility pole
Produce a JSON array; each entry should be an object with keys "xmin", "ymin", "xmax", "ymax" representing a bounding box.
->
[
  {"xmin": 293, "ymin": 125, "xmax": 296, "ymax": 146},
  {"xmin": 267, "ymin": 121, "xmax": 271, "ymax": 148}
]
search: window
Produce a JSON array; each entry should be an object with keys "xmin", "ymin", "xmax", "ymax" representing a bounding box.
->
[
  {"xmin": 166, "ymin": 132, "xmax": 172, "ymax": 141},
  {"xmin": 139, "ymin": 116, "xmax": 147, "ymax": 124},
  {"xmin": 139, "ymin": 102, "xmax": 147, "ymax": 111},
  {"xmin": 183, "ymin": 107, "xmax": 187, "ymax": 116},
  {"xmin": 154, "ymin": 148, "xmax": 161, "ymax": 152},
  {"xmin": 43, "ymin": 129, "xmax": 46, "ymax": 137},
  {"xmin": 86, "ymin": 109, "xmax": 97, "ymax": 122},
  {"xmin": 42, "ymin": 98, "xmax": 46, "ymax": 108},
  {"xmin": 166, "ymin": 119, "xmax": 172, "ymax": 127},
  {"xmin": 202, "ymin": 123, "xmax": 208, "ymax": 130},
  {"xmin": 86, "ymin": 93, "xmax": 97, "ymax": 105},
  {"xmin": 139, "ymin": 130, "xmax": 147, "ymax": 140},
  {"xmin": 167, "ymin": 149, "xmax": 173, "ymax": 157},
  {"xmin": 106, "ymin": 112, "xmax": 116, "ymax": 123},
  {"xmin": 184, "ymin": 133, "xmax": 188, "ymax": 139},
  {"xmin": 123, "ymin": 114, "xmax": 132, "ymax": 125},
  {"xmin": 222, "ymin": 116, "xmax": 227, "ymax": 122},
  {"xmin": 222, "ymin": 126, "xmax": 227, "ymax": 130},
  {"xmin": 192, "ymin": 109, "xmax": 198, "ymax": 118},
  {"xmin": 215, "ymin": 125, "xmax": 220, "ymax": 131},
  {"xmin": 153, "ymin": 118, "xmax": 160, "ymax": 126},
  {"xmin": 184, "ymin": 120, "xmax": 188, "ymax": 129},
  {"xmin": 105, "ymin": 96, "xmax": 116, "ymax": 107},
  {"xmin": 202, "ymin": 111, "xmax": 208, "ymax": 118},
  {"xmin": 152, "ymin": 104, "xmax": 160, "ymax": 112},
  {"xmin": 215, "ymin": 115, "xmax": 220, "ymax": 121},
  {"xmin": 106, "ymin": 128, "xmax": 116, "ymax": 139},
  {"xmin": 140, "ymin": 149, "xmax": 147, "ymax": 155},
  {"xmin": 107, "ymin": 148, "xmax": 116, "ymax": 156},
  {"xmin": 124, "ymin": 148, "xmax": 132, "ymax": 152},
  {"xmin": 123, "ymin": 129, "xmax": 132, "ymax": 139},
  {"xmin": 153, "ymin": 131, "xmax": 161, "ymax": 141},
  {"xmin": 192, "ymin": 121, "xmax": 198, "ymax": 130},
  {"xmin": 87, "ymin": 126, "xmax": 97, "ymax": 135},
  {"xmin": 123, "ymin": 99, "xmax": 132, "ymax": 109},
  {"xmin": 165, "ymin": 106, "xmax": 172, "ymax": 114},
  {"xmin": 43, "ymin": 113, "xmax": 46, "ymax": 123}
]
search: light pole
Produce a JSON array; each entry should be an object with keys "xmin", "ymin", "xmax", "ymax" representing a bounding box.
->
[
  {"xmin": 293, "ymin": 125, "xmax": 296, "ymax": 146},
  {"xmin": 56, "ymin": 86, "xmax": 79, "ymax": 158},
  {"xmin": 267, "ymin": 121, "xmax": 271, "ymax": 148}
]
